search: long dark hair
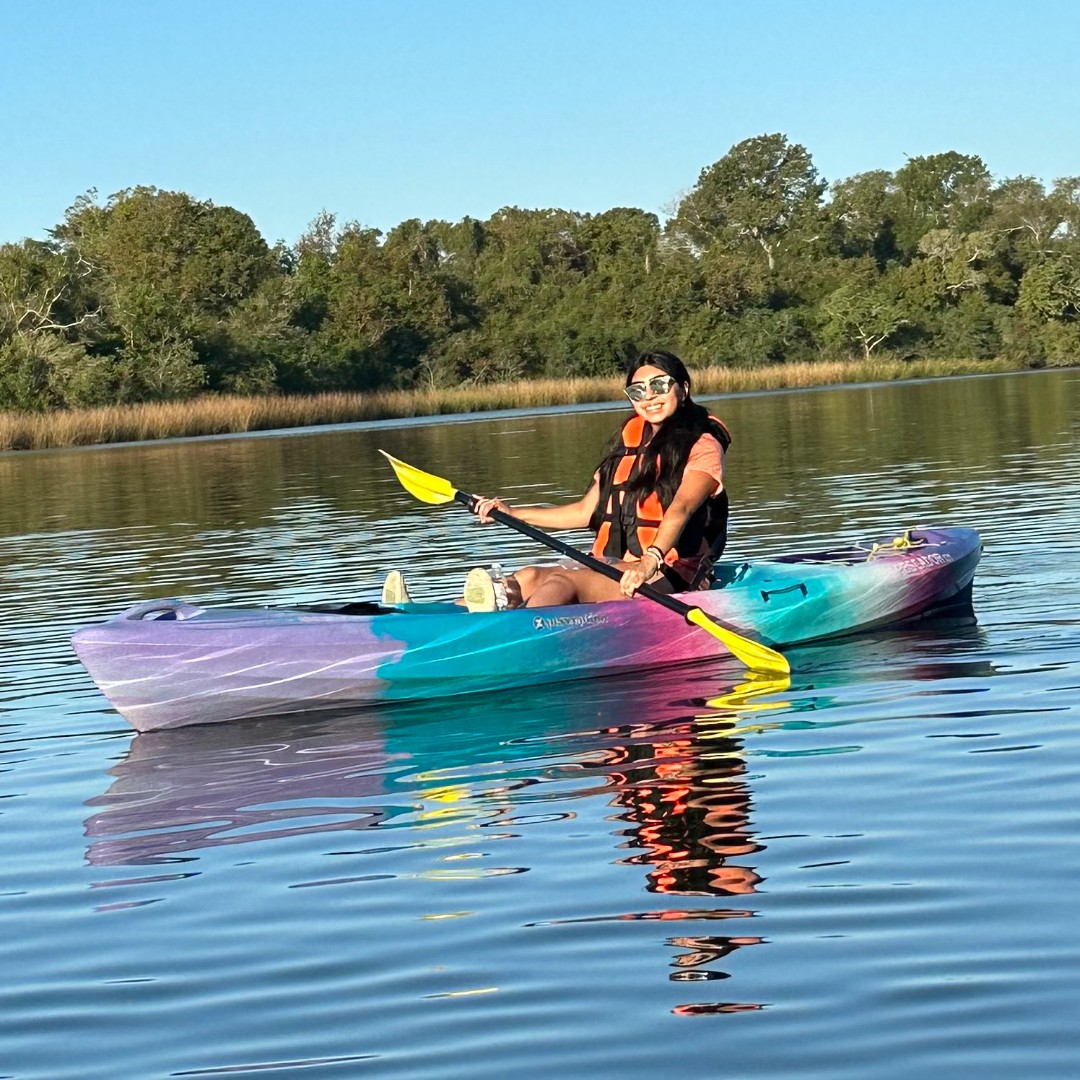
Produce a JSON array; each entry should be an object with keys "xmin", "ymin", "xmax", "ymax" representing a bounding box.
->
[{"xmin": 594, "ymin": 350, "xmax": 731, "ymax": 509}]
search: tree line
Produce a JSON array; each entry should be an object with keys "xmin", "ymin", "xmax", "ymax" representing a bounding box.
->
[{"xmin": 2, "ymin": 133, "xmax": 1078, "ymax": 412}]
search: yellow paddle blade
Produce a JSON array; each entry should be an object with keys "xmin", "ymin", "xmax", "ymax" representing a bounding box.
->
[
  {"xmin": 685, "ymin": 606, "xmax": 791, "ymax": 676},
  {"xmin": 379, "ymin": 450, "xmax": 459, "ymax": 505}
]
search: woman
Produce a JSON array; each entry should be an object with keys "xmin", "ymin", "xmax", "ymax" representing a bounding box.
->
[{"xmin": 384, "ymin": 350, "xmax": 730, "ymax": 611}]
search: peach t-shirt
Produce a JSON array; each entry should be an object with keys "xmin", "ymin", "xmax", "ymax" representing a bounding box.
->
[{"xmin": 686, "ymin": 433, "xmax": 725, "ymax": 494}]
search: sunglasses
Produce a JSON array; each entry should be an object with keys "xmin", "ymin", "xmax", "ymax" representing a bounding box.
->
[{"xmin": 624, "ymin": 375, "xmax": 678, "ymax": 403}]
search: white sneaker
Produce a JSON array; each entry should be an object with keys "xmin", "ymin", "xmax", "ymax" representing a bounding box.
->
[
  {"xmin": 463, "ymin": 567, "xmax": 509, "ymax": 612},
  {"xmin": 381, "ymin": 570, "xmax": 413, "ymax": 606}
]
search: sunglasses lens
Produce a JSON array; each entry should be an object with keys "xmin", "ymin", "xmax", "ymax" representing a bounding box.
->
[{"xmin": 624, "ymin": 375, "xmax": 677, "ymax": 403}]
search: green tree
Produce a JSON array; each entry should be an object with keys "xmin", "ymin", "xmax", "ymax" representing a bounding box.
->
[
  {"xmin": 0, "ymin": 238, "xmax": 102, "ymax": 409},
  {"xmin": 1006, "ymin": 252, "xmax": 1080, "ymax": 364},
  {"xmin": 825, "ymin": 169, "xmax": 899, "ymax": 265},
  {"xmin": 0, "ymin": 238, "xmax": 98, "ymax": 341},
  {"xmin": 1017, "ymin": 254, "xmax": 1080, "ymax": 321},
  {"xmin": 1049, "ymin": 176, "xmax": 1080, "ymax": 241},
  {"xmin": 821, "ymin": 264, "xmax": 911, "ymax": 360},
  {"xmin": 934, "ymin": 291, "xmax": 1002, "ymax": 359},
  {"xmin": 987, "ymin": 177, "xmax": 1062, "ymax": 255},
  {"xmin": 891, "ymin": 152, "xmax": 992, "ymax": 257},
  {"xmin": 916, "ymin": 228, "xmax": 994, "ymax": 298},
  {"xmin": 455, "ymin": 207, "xmax": 590, "ymax": 381},
  {"xmin": 54, "ymin": 187, "xmax": 278, "ymax": 399},
  {"xmin": 204, "ymin": 268, "xmax": 308, "ymax": 396},
  {"xmin": 671, "ymin": 133, "xmax": 827, "ymax": 271},
  {"xmin": 6, "ymin": 137, "xmax": 1074, "ymax": 410},
  {"xmin": 286, "ymin": 214, "xmax": 467, "ymax": 391}
]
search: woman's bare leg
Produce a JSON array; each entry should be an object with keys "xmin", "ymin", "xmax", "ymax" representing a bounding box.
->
[{"xmin": 515, "ymin": 565, "xmax": 624, "ymax": 607}]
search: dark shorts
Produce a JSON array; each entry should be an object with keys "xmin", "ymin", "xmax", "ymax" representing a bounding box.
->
[
  {"xmin": 652, "ymin": 564, "xmax": 697, "ymax": 594},
  {"xmin": 550, "ymin": 557, "xmax": 702, "ymax": 595}
]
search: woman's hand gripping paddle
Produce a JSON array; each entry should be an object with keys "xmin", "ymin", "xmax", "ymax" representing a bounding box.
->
[{"xmin": 379, "ymin": 450, "xmax": 790, "ymax": 676}]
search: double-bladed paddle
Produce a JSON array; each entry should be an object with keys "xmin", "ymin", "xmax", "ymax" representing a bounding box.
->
[{"xmin": 379, "ymin": 450, "xmax": 790, "ymax": 676}]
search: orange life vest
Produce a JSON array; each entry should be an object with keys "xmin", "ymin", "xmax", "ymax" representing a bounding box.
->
[{"xmin": 590, "ymin": 414, "xmax": 730, "ymax": 571}]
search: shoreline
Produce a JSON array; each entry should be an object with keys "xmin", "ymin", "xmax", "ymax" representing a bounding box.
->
[{"xmin": 1, "ymin": 357, "xmax": 1071, "ymax": 454}]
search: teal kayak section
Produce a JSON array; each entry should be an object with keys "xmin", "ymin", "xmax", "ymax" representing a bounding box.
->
[{"xmin": 365, "ymin": 527, "xmax": 982, "ymax": 702}]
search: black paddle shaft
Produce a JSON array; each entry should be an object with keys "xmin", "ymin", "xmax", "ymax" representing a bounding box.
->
[{"xmin": 454, "ymin": 489, "xmax": 697, "ymax": 623}]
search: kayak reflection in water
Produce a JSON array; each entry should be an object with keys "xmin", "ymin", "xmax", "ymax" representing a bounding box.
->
[{"xmin": 388, "ymin": 351, "xmax": 733, "ymax": 613}]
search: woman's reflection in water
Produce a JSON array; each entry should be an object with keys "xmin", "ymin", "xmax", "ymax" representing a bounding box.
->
[{"xmin": 592, "ymin": 683, "xmax": 785, "ymax": 1014}]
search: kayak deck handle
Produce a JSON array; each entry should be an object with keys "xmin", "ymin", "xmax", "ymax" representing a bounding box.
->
[{"xmin": 760, "ymin": 583, "xmax": 809, "ymax": 603}]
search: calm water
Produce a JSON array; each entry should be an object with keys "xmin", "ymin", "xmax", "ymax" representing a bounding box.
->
[{"xmin": 2, "ymin": 370, "xmax": 1079, "ymax": 1079}]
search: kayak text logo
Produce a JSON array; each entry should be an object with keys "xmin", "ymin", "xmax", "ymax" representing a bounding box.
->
[
  {"xmin": 532, "ymin": 613, "xmax": 610, "ymax": 631},
  {"xmin": 896, "ymin": 552, "xmax": 953, "ymax": 577}
]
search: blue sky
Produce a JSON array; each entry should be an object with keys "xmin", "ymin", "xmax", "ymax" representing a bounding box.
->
[{"xmin": 2, "ymin": 0, "xmax": 1078, "ymax": 246}]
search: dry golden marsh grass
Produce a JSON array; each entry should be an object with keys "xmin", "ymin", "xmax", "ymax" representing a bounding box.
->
[{"xmin": 0, "ymin": 357, "xmax": 1026, "ymax": 452}]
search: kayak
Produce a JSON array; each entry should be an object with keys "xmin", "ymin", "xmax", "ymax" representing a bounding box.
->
[{"xmin": 72, "ymin": 526, "xmax": 981, "ymax": 732}]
